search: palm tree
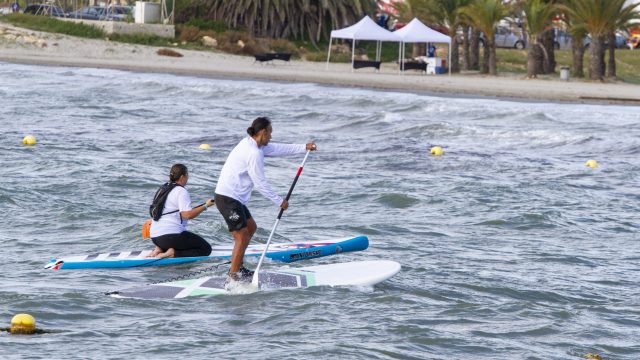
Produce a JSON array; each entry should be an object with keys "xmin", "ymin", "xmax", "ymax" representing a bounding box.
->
[
  {"xmin": 461, "ymin": 0, "xmax": 511, "ymax": 75},
  {"xmin": 520, "ymin": 0, "xmax": 559, "ymax": 78},
  {"xmin": 563, "ymin": 15, "xmax": 588, "ymax": 78},
  {"xmin": 606, "ymin": 1, "xmax": 640, "ymax": 78},
  {"xmin": 199, "ymin": 0, "xmax": 377, "ymax": 43},
  {"xmin": 561, "ymin": 0, "xmax": 637, "ymax": 81}
]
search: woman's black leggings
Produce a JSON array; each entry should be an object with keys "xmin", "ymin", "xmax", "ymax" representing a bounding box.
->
[{"xmin": 152, "ymin": 231, "xmax": 212, "ymax": 257}]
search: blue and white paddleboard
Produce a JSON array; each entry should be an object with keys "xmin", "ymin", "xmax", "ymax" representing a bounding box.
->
[
  {"xmin": 110, "ymin": 260, "xmax": 401, "ymax": 299},
  {"xmin": 44, "ymin": 236, "xmax": 369, "ymax": 270}
]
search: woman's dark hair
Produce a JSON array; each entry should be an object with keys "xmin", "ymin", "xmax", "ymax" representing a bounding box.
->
[
  {"xmin": 247, "ymin": 117, "xmax": 271, "ymax": 137},
  {"xmin": 169, "ymin": 164, "xmax": 188, "ymax": 182}
]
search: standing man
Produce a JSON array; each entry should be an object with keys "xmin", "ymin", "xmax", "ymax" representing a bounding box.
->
[
  {"xmin": 11, "ymin": 1, "xmax": 19, "ymax": 13},
  {"xmin": 214, "ymin": 117, "xmax": 316, "ymax": 284}
]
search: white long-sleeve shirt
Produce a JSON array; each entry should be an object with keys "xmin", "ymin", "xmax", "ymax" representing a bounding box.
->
[{"xmin": 215, "ymin": 136, "xmax": 306, "ymax": 206}]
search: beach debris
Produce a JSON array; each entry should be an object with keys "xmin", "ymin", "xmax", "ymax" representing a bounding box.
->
[
  {"xmin": 22, "ymin": 135, "xmax": 37, "ymax": 146},
  {"xmin": 237, "ymin": 40, "xmax": 245, "ymax": 49},
  {"xmin": 585, "ymin": 159, "xmax": 599, "ymax": 169},
  {"xmin": 10, "ymin": 314, "xmax": 36, "ymax": 334},
  {"xmin": 199, "ymin": 143, "xmax": 212, "ymax": 150},
  {"xmin": 157, "ymin": 48, "xmax": 183, "ymax": 57},
  {"xmin": 584, "ymin": 354, "xmax": 602, "ymax": 360},
  {"xmin": 430, "ymin": 146, "xmax": 443, "ymax": 156},
  {"xmin": 202, "ymin": 36, "xmax": 218, "ymax": 48},
  {"xmin": 36, "ymin": 39, "xmax": 47, "ymax": 48}
]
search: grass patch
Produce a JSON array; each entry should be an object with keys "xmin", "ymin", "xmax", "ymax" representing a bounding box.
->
[
  {"xmin": 107, "ymin": 33, "xmax": 172, "ymax": 47},
  {"xmin": 496, "ymin": 48, "xmax": 640, "ymax": 84},
  {"xmin": 0, "ymin": 13, "xmax": 105, "ymax": 38}
]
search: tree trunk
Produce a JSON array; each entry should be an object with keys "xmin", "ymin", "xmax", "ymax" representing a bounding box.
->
[
  {"xmin": 533, "ymin": 33, "xmax": 545, "ymax": 75},
  {"xmin": 541, "ymin": 29, "xmax": 556, "ymax": 74},
  {"xmin": 588, "ymin": 35, "xmax": 605, "ymax": 81},
  {"xmin": 462, "ymin": 25, "xmax": 470, "ymax": 70},
  {"xmin": 470, "ymin": 28, "xmax": 480, "ymax": 70},
  {"xmin": 489, "ymin": 39, "xmax": 497, "ymax": 75},
  {"xmin": 449, "ymin": 29, "xmax": 460, "ymax": 73},
  {"xmin": 607, "ymin": 32, "xmax": 616, "ymax": 78},
  {"xmin": 571, "ymin": 39, "xmax": 585, "ymax": 78},
  {"xmin": 527, "ymin": 38, "xmax": 538, "ymax": 78},
  {"xmin": 599, "ymin": 34, "xmax": 606, "ymax": 77},
  {"xmin": 481, "ymin": 38, "xmax": 489, "ymax": 74}
]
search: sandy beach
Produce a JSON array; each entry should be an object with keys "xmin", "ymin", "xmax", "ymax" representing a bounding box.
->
[{"xmin": 1, "ymin": 23, "xmax": 639, "ymax": 105}]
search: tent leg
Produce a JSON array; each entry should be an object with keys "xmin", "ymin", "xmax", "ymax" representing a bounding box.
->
[
  {"xmin": 448, "ymin": 43, "xmax": 452, "ymax": 76},
  {"xmin": 351, "ymin": 39, "xmax": 355, "ymax": 73},
  {"xmin": 326, "ymin": 37, "xmax": 333, "ymax": 70}
]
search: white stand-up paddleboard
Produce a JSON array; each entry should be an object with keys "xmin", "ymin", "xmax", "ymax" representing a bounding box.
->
[{"xmin": 109, "ymin": 260, "xmax": 401, "ymax": 299}]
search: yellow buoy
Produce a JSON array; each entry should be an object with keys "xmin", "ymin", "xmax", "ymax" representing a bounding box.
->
[
  {"xmin": 22, "ymin": 135, "xmax": 37, "ymax": 146},
  {"xmin": 10, "ymin": 314, "xmax": 36, "ymax": 334},
  {"xmin": 198, "ymin": 143, "xmax": 211, "ymax": 150},
  {"xmin": 585, "ymin": 159, "xmax": 599, "ymax": 169},
  {"xmin": 430, "ymin": 146, "xmax": 443, "ymax": 156}
]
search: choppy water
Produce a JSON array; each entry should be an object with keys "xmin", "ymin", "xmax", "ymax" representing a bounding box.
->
[{"xmin": 1, "ymin": 62, "xmax": 639, "ymax": 359}]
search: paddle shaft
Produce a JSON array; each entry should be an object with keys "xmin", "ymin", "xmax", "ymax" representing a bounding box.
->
[{"xmin": 252, "ymin": 150, "xmax": 311, "ymax": 286}]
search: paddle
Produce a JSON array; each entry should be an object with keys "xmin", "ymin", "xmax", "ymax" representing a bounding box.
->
[{"xmin": 251, "ymin": 149, "xmax": 312, "ymax": 287}]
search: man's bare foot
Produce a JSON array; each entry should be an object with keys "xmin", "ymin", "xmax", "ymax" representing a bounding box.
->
[{"xmin": 156, "ymin": 248, "xmax": 175, "ymax": 259}]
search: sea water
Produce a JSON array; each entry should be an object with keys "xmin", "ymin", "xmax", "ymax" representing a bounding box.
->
[{"xmin": 1, "ymin": 62, "xmax": 639, "ymax": 359}]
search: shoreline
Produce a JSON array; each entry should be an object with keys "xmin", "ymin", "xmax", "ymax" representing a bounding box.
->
[{"xmin": 2, "ymin": 23, "xmax": 640, "ymax": 106}]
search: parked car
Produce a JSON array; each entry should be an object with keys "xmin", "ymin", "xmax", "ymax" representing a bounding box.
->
[
  {"xmin": 67, "ymin": 6, "xmax": 108, "ymax": 21},
  {"xmin": 457, "ymin": 26, "xmax": 526, "ymax": 49},
  {"xmin": 555, "ymin": 30, "xmax": 628, "ymax": 50},
  {"xmin": 67, "ymin": 6, "xmax": 131, "ymax": 21},
  {"xmin": 23, "ymin": 4, "xmax": 66, "ymax": 17},
  {"xmin": 494, "ymin": 26, "xmax": 526, "ymax": 49},
  {"xmin": 554, "ymin": 30, "xmax": 590, "ymax": 50}
]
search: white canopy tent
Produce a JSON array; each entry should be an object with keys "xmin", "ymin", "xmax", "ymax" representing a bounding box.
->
[
  {"xmin": 326, "ymin": 16, "xmax": 401, "ymax": 71},
  {"xmin": 393, "ymin": 18, "xmax": 452, "ymax": 75}
]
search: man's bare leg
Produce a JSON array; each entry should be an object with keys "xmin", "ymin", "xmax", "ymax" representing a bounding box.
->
[{"xmin": 229, "ymin": 218, "xmax": 257, "ymax": 273}]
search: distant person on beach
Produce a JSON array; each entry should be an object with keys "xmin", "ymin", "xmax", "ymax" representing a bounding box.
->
[
  {"xmin": 428, "ymin": 44, "xmax": 436, "ymax": 58},
  {"xmin": 148, "ymin": 164, "xmax": 213, "ymax": 258},
  {"xmin": 214, "ymin": 117, "xmax": 316, "ymax": 284}
]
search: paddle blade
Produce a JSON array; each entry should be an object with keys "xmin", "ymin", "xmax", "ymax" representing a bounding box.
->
[{"xmin": 141, "ymin": 219, "xmax": 152, "ymax": 239}]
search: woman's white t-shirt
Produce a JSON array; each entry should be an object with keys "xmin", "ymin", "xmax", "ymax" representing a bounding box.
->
[{"xmin": 149, "ymin": 186, "xmax": 192, "ymax": 237}]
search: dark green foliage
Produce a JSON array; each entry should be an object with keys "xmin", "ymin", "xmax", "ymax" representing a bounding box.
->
[{"xmin": 188, "ymin": 0, "xmax": 377, "ymax": 43}]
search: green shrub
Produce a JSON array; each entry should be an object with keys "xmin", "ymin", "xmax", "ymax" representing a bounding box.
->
[
  {"xmin": 1, "ymin": 13, "xmax": 104, "ymax": 38},
  {"xmin": 108, "ymin": 33, "xmax": 170, "ymax": 46},
  {"xmin": 183, "ymin": 18, "xmax": 227, "ymax": 33},
  {"xmin": 268, "ymin": 38, "xmax": 298, "ymax": 57}
]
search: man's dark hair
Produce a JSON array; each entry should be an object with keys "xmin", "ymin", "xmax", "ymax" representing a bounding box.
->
[{"xmin": 247, "ymin": 117, "xmax": 271, "ymax": 137}]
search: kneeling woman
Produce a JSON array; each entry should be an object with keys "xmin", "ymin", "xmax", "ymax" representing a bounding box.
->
[{"xmin": 149, "ymin": 164, "xmax": 214, "ymax": 258}]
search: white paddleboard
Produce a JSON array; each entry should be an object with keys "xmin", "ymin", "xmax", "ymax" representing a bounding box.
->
[{"xmin": 110, "ymin": 260, "xmax": 401, "ymax": 299}]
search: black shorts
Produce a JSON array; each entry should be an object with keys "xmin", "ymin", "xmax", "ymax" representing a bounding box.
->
[
  {"xmin": 151, "ymin": 231, "xmax": 212, "ymax": 257},
  {"xmin": 214, "ymin": 193, "xmax": 252, "ymax": 232}
]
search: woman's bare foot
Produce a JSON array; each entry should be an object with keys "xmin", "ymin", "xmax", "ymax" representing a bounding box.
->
[
  {"xmin": 156, "ymin": 248, "xmax": 175, "ymax": 259},
  {"xmin": 146, "ymin": 246, "xmax": 163, "ymax": 258}
]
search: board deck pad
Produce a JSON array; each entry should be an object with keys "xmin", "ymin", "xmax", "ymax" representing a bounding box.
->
[
  {"xmin": 110, "ymin": 260, "xmax": 401, "ymax": 299},
  {"xmin": 45, "ymin": 236, "xmax": 368, "ymax": 270}
]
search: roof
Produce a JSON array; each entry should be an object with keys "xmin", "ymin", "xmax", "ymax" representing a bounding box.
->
[
  {"xmin": 393, "ymin": 18, "xmax": 451, "ymax": 43},
  {"xmin": 330, "ymin": 16, "xmax": 400, "ymax": 42}
]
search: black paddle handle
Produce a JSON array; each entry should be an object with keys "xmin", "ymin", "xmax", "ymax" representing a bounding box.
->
[{"xmin": 278, "ymin": 165, "xmax": 304, "ymax": 219}]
